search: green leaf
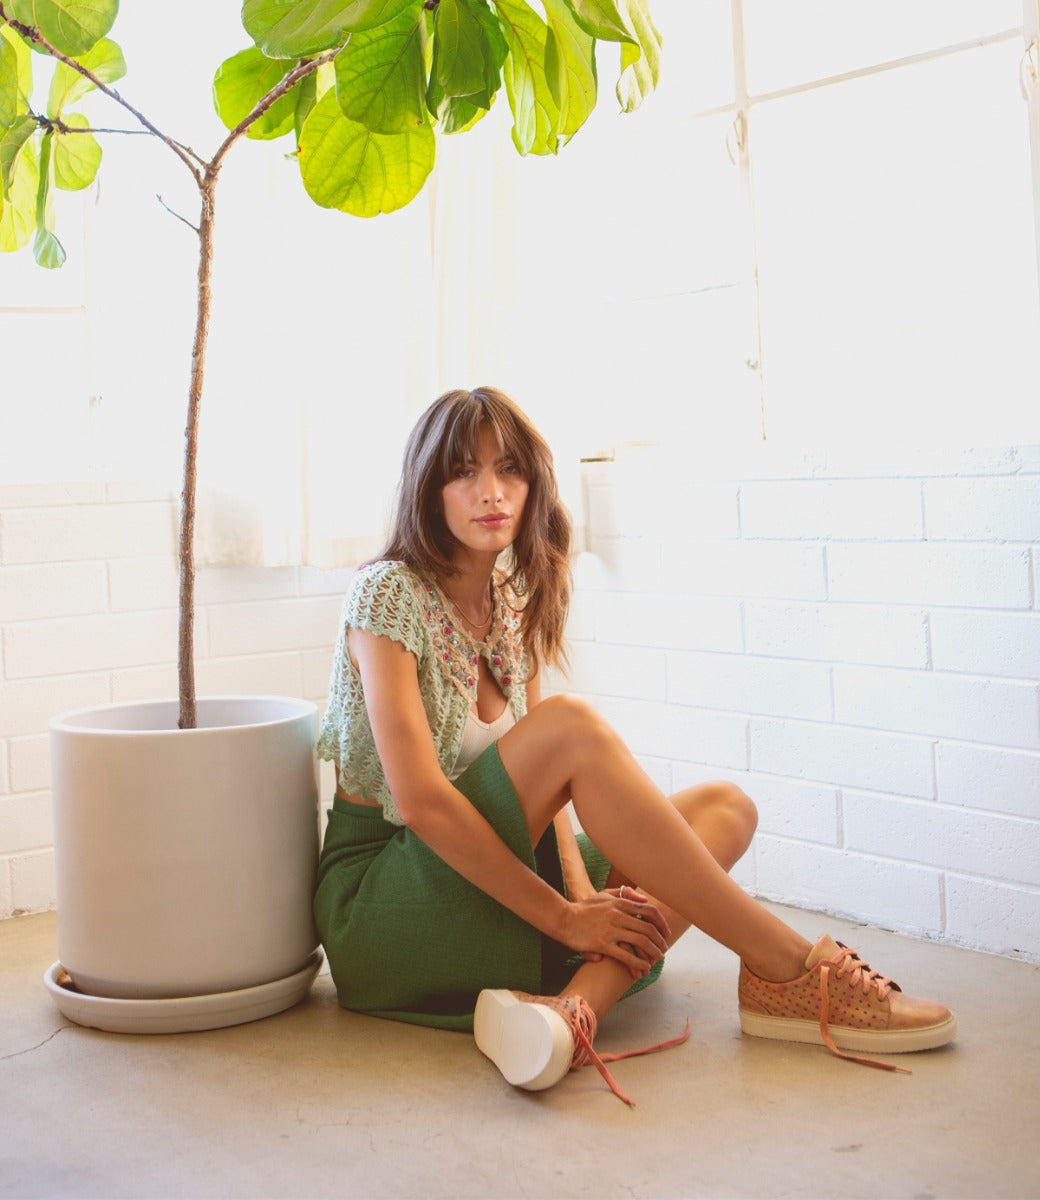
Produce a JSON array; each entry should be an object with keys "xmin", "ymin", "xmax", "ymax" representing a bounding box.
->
[
  {"xmin": 334, "ymin": 3, "xmax": 426, "ymax": 134},
  {"xmin": 563, "ymin": 0, "xmax": 660, "ymax": 111},
  {"xmin": 542, "ymin": 0, "xmax": 595, "ymax": 140},
  {"xmin": 46, "ymin": 35, "xmax": 125, "ymax": 118},
  {"xmin": 615, "ymin": 12, "xmax": 659, "ymax": 112},
  {"xmin": 294, "ymin": 70, "xmax": 317, "ymax": 143},
  {"xmin": 561, "ymin": 0, "xmax": 631, "ymax": 43},
  {"xmin": 52, "ymin": 110, "xmax": 100, "ymax": 188},
  {"xmin": 32, "ymin": 222, "xmax": 64, "ymax": 264},
  {"xmin": 242, "ymin": 0, "xmax": 420, "ymax": 59},
  {"xmin": 0, "ymin": 136, "xmax": 36, "ymax": 249},
  {"xmin": 439, "ymin": 91, "xmax": 492, "ymax": 134},
  {"xmin": 9, "ymin": 0, "xmax": 119, "ymax": 57},
  {"xmin": 293, "ymin": 62, "xmax": 336, "ymax": 142},
  {"xmin": 213, "ymin": 46, "xmax": 297, "ymax": 140},
  {"xmin": 491, "ymin": 0, "xmax": 560, "ymax": 155},
  {"xmin": 1, "ymin": 112, "xmax": 36, "ymax": 197},
  {"xmin": 429, "ymin": 0, "xmax": 505, "ymax": 110},
  {"xmin": 0, "ymin": 117, "xmax": 36, "ymax": 250},
  {"xmin": 297, "ymin": 84, "xmax": 434, "ymax": 216},
  {"xmin": 315, "ymin": 59, "xmax": 336, "ymax": 98},
  {"xmin": 0, "ymin": 35, "xmax": 18, "ymax": 127},
  {"xmin": 31, "ymin": 124, "xmax": 65, "ymax": 263},
  {"xmin": 1, "ymin": 23, "xmax": 33, "ymax": 126},
  {"xmin": 35, "ymin": 124, "xmax": 50, "ymax": 218}
]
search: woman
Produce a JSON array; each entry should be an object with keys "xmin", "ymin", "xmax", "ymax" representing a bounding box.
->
[{"xmin": 315, "ymin": 386, "xmax": 955, "ymax": 1105}]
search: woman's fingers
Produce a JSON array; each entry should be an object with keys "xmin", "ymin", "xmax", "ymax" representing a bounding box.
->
[
  {"xmin": 563, "ymin": 890, "xmax": 671, "ymax": 977},
  {"xmin": 608, "ymin": 885, "xmax": 672, "ymax": 945},
  {"xmin": 602, "ymin": 939, "xmax": 652, "ymax": 978},
  {"xmin": 622, "ymin": 901, "xmax": 671, "ymax": 947}
]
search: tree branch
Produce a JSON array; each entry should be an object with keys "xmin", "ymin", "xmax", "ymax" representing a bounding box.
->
[
  {"xmin": 0, "ymin": 2, "xmax": 204, "ymax": 185},
  {"xmin": 209, "ymin": 47, "xmax": 343, "ymax": 173},
  {"xmin": 156, "ymin": 193, "xmax": 200, "ymax": 234},
  {"xmin": 53, "ymin": 123, "xmax": 151, "ymax": 136}
]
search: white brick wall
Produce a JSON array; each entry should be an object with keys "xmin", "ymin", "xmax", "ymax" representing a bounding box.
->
[
  {"xmin": 0, "ymin": 484, "xmax": 349, "ymax": 919},
  {"xmin": 564, "ymin": 444, "xmax": 1040, "ymax": 962},
  {"xmin": 3, "ymin": 449, "xmax": 1039, "ymax": 966}
]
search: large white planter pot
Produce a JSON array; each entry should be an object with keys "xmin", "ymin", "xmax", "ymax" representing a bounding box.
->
[{"xmin": 48, "ymin": 696, "xmax": 321, "ymax": 1023}]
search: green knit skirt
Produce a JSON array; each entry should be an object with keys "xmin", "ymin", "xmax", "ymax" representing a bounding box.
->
[{"xmin": 314, "ymin": 742, "xmax": 663, "ymax": 1031}]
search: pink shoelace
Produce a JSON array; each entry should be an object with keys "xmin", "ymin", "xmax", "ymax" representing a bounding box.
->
[
  {"xmin": 819, "ymin": 945, "xmax": 911, "ymax": 1074},
  {"xmin": 544, "ymin": 994, "xmax": 691, "ymax": 1106}
]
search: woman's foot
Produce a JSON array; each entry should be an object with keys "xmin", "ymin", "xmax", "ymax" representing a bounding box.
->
[
  {"xmin": 474, "ymin": 989, "xmax": 689, "ymax": 1106},
  {"xmin": 738, "ymin": 935, "xmax": 956, "ymax": 1071},
  {"xmin": 474, "ymin": 990, "xmax": 578, "ymax": 1092}
]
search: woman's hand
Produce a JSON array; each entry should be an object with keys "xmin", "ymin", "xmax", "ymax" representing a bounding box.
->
[{"xmin": 558, "ymin": 886, "xmax": 671, "ymax": 979}]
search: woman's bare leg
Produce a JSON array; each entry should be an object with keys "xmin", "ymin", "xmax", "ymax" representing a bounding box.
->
[
  {"xmin": 567, "ymin": 781, "xmax": 759, "ymax": 1019},
  {"xmin": 496, "ymin": 695, "xmax": 812, "ymax": 990}
]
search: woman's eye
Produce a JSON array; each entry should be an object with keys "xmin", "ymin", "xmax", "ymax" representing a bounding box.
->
[{"xmin": 502, "ymin": 461, "xmax": 521, "ymax": 475}]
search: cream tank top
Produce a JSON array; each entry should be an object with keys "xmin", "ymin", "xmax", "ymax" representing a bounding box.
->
[{"xmin": 449, "ymin": 705, "xmax": 516, "ymax": 780}]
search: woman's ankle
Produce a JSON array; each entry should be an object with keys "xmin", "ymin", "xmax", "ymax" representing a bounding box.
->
[
  {"xmin": 562, "ymin": 962, "xmax": 632, "ymax": 1020},
  {"xmin": 743, "ymin": 934, "xmax": 814, "ymax": 984}
]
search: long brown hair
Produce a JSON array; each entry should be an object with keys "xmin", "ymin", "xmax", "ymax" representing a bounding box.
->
[{"xmin": 379, "ymin": 387, "xmax": 571, "ymax": 669}]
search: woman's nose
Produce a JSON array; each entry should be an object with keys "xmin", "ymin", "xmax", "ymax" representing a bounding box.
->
[{"xmin": 480, "ymin": 470, "xmax": 504, "ymax": 501}]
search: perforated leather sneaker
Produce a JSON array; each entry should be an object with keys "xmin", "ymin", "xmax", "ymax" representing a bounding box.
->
[
  {"xmin": 739, "ymin": 935, "xmax": 956, "ymax": 1072},
  {"xmin": 474, "ymin": 988, "xmax": 689, "ymax": 1106}
]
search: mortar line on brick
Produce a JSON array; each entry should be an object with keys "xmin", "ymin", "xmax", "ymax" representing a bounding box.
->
[
  {"xmin": 931, "ymin": 739, "xmax": 942, "ymax": 802},
  {"xmin": 919, "ymin": 860, "xmax": 1040, "ymax": 891},
  {"xmin": 923, "ymin": 610, "xmax": 934, "ymax": 671}
]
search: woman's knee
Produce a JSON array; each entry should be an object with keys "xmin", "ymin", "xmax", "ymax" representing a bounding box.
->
[
  {"xmin": 679, "ymin": 780, "xmax": 758, "ymax": 848},
  {"xmin": 531, "ymin": 693, "xmax": 617, "ymax": 749},
  {"xmin": 720, "ymin": 781, "xmax": 758, "ymax": 844}
]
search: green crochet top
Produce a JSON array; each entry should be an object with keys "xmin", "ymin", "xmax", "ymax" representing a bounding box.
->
[{"xmin": 317, "ymin": 559, "xmax": 530, "ymax": 826}]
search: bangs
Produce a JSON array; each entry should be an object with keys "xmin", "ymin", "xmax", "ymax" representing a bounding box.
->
[{"xmin": 434, "ymin": 391, "xmax": 537, "ymax": 483}]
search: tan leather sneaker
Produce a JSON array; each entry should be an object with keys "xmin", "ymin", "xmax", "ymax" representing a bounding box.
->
[{"xmin": 739, "ymin": 934, "xmax": 956, "ymax": 1072}]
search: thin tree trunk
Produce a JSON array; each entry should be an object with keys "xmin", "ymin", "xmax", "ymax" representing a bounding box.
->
[
  {"xmin": 0, "ymin": 8, "xmax": 341, "ymax": 732},
  {"xmin": 178, "ymin": 179, "xmax": 216, "ymax": 730}
]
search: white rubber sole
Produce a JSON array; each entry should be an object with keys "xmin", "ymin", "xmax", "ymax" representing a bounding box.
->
[
  {"xmin": 474, "ymin": 989, "xmax": 575, "ymax": 1091},
  {"xmin": 739, "ymin": 1009, "xmax": 957, "ymax": 1054}
]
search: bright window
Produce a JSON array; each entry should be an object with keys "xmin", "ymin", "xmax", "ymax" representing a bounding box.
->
[{"xmin": 2, "ymin": 2, "xmax": 1038, "ymax": 490}]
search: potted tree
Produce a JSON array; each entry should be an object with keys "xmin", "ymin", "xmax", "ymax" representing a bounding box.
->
[{"xmin": 0, "ymin": 0, "xmax": 660, "ymax": 1032}]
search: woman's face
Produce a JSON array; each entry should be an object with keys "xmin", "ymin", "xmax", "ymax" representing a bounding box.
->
[{"xmin": 439, "ymin": 424, "xmax": 529, "ymax": 560}]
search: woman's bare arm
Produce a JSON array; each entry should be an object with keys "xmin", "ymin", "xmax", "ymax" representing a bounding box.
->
[
  {"xmin": 350, "ymin": 628, "xmax": 666, "ymax": 975},
  {"xmin": 350, "ymin": 626, "xmax": 573, "ymax": 939}
]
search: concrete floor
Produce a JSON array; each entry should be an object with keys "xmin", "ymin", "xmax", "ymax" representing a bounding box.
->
[{"xmin": 2, "ymin": 905, "xmax": 1038, "ymax": 1200}]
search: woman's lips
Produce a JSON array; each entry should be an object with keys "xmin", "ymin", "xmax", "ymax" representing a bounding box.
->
[{"xmin": 476, "ymin": 514, "xmax": 510, "ymax": 528}]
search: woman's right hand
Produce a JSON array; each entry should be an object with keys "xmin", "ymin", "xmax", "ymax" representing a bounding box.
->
[{"xmin": 558, "ymin": 887, "xmax": 670, "ymax": 979}]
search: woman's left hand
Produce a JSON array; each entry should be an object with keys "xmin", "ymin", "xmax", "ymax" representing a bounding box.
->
[
  {"xmin": 604, "ymin": 885, "xmax": 669, "ymax": 977},
  {"xmin": 558, "ymin": 885, "xmax": 670, "ymax": 978}
]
